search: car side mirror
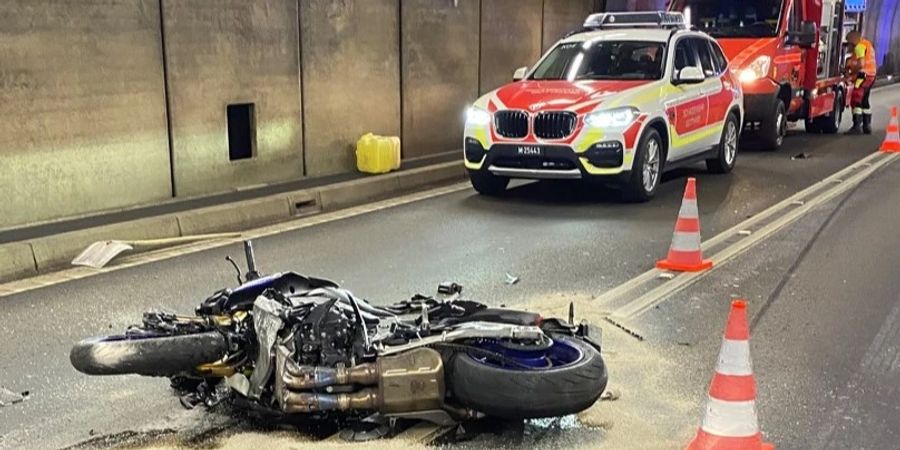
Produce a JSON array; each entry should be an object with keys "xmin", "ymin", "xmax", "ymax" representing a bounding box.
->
[
  {"xmin": 513, "ymin": 66, "xmax": 528, "ymax": 81},
  {"xmin": 787, "ymin": 21, "xmax": 817, "ymax": 48},
  {"xmin": 674, "ymin": 66, "xmax": 705, "ymax": 85}
]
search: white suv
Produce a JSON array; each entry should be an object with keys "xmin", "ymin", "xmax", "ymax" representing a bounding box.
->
[{"xmin": 463, "ymin": 12, "xmax": 743, "ymax": 201}]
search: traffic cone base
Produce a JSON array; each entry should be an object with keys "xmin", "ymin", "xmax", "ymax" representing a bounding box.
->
[
  {"xmin": 882, "ymin": 141, "xmax": 900, "ymax": 153},
  {"xmin": 686, "ymin": 430, "xmax": 774, "ymax": 450},
  {"xmin": 880, "ymin": 106, "xmax": 900, "ymax": 153},
  {"xmin": 657, "ymin": 258, "xmax": 713, "ymax": 272}
]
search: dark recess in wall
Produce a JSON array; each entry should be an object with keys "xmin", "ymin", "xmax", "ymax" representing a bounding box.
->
[{"xmin": 227, "ymin": 103, "xmax": 256, "ymax": 161}]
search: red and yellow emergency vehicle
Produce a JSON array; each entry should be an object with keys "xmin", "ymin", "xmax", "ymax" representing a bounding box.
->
[{"xmin": 670, "ymin": 0, "xmax": 852, "ymax": 149}]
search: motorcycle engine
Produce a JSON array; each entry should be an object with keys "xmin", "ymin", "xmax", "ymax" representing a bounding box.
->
[{"xmin": 292, "ymin": 300, "xmax": 356, "ymax": 367}]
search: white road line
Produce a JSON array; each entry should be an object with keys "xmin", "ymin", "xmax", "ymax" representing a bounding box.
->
[
  {"xmin": 0, "ymin": 182, "xmax": 472, "ymax": 298},
  {"xmin": 596, "ymin": 150, "xmax": 888, "ymax": 309},
  {"xmin": 611, "ymin": 152, "xmax": 898, "ymax": 320}
]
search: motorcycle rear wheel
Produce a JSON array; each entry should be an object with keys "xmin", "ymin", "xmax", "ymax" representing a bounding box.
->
[
  {"xmin": 446, "ymin": 335, "xmax": 607, "ymax": 419},
  {"xmin": 70, "ymin": 331, "xmax": 228, "ymax": 376}
]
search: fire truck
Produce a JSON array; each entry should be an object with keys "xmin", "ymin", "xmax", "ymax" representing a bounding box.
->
[{"xmin": 669, "ymin": 0, "xmax": 853, "ymax": 150}]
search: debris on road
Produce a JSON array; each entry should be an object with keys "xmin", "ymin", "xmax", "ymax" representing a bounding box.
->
[
  {"xmin": 0, "ymin": 387, "xmax": 26, "ymax": 407},
  {"xmin": 657, "ymin": 272, "xmax": 675, "ymax": 280},
  {"xmin": 792, "ymin": 152, "xmax": 812, "ymax": 160},
  {"xmin": 504, "ymin": 273, "xmax": 520, "ymax": 285},
  {"xmin": 599, "ymin": 389, "xmax": 620, "ymax": 402},
  {"xmin": 603, "ymin": 317, "xmax": 645, "ymax": 341},
  {"xmin": 437, "ymin": 282, "xmax": 463, "ymax": 295},
  {"xmin": 72, "ymin": 233, "xmax": 242, "ymax": 269},
  {"xmin": 738, "ymin": 230, "xmax": 752, "ymax": 236}
]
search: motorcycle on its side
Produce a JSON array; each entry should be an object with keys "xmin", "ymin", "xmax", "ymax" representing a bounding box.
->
[{"xmin": 71, "ymin": 241, "xmax": 608, "ymax": 426}]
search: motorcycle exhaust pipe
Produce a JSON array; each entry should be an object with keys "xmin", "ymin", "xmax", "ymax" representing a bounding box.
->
[
  {"xmin": 282, "ymin": 359, "xmax": 378, "ymax": 390},
  {"xmin": 282, "ymin": 388, "xmax": 378, "ymax": 413},
  {"xmin": 276, "ymin": 346, "xmax": 445, "ymax": 415}
]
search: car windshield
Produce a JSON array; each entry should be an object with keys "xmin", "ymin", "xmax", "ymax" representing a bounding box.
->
[
  {"xmin": 678, "ymin": 0, "xmax": 784, "ymax": 38},
  {"xmin": 529, "ymin": 40, "xmax": 666, "ymax": 81}
]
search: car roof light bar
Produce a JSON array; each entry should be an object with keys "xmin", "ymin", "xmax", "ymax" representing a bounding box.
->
[{"xmin": 582, "ymin": 11, "xmax": 687, "ymax": 30}]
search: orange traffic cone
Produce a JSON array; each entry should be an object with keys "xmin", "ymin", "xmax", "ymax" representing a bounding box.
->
[
  {"xmin": 657, "ymin": 177, "xmax": 712, "ymax": 272},
  {"xmin": 881, "ymin": 106, "xmax": 900, "ymax": 153},
  {"xmin": 686, "ymin": 300, "xmax": 774, "ymax": 450}
]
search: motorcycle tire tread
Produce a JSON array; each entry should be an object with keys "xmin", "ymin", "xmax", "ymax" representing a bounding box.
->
[
  {"xmin": 70, "ymin": 331, "xmax": 228, "ymax": 377},
  {"xmin": 446, "ymin": 335, "xmax": 608, "ymax": 419}
]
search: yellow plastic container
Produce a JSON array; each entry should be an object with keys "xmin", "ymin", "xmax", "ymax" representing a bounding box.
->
[{"xmin": 356, "ymin": 133, "xmax": 401, "ymax": 174}]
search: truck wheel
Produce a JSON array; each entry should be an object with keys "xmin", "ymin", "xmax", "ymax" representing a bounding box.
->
[
  {"xmin": 760, "ymin": 101, "xmax": 787, "ymax": 150},
  {"xmin": 623, "ymin": 128, "xmax": 663, "ymax": 203},
  {"xmin": 810, "ymin": 91, "xmax": 844, "ymax": 134},
  {"xmin": 469, "ymin": 171, "xmax": 509, "ymax": 196},
  {"xmin": 707, "ymin": 113, "xmax": 740, "ymax": 174}
]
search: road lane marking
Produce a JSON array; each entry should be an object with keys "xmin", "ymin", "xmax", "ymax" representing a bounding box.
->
[
  {"xmin": 609, "ymin": 152, "xmax": 898, "ymax": 320},
  {"xmin": 0, "ymin": 182, "xmax": 472, "ymax": 298},
  {"xmin": 596, "ymin": 150, "xmax": 888, "ymax": 310}
]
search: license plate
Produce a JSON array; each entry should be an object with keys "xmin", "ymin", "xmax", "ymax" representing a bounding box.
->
[{"xmin": 516, "ymin": 146, "xmax": 543, "ymax": 157}]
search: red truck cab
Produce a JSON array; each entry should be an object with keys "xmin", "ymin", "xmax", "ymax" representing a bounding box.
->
[{"xmin": 669, "ymin": 0, "xmax": 849, "ymax": 149}]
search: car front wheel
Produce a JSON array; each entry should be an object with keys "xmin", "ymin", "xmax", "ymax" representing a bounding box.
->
[
  {"xmin": 623, "ymin": 128, "xmax": 663, "ymax": 202},
  {"xmin": 707, "ymin": 113, "xmax": 740, "ymax": 174}
]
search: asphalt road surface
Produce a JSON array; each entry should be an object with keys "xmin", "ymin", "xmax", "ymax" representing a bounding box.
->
[{"xmin": 2, "ymin": 84, "xmax": 900, "ymax": 450}]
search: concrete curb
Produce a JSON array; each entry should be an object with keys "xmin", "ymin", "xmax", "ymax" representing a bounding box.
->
[
  {"xmin": 0, "ymin": 161, "xmax": 466, "ymax": 282},
  {"xmin": 0, "ymin": 242, "xmax": 37, "ymax": 281}
]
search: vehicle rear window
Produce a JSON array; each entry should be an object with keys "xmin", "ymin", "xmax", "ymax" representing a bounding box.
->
[{"xmin": 530, "ymin": 40, "xmax": 666, "ymax": 81}]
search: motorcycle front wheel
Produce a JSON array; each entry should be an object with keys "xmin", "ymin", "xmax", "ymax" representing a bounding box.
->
[
  {"xmin": 70, "ymin": 331, "xmax": 228, "ymax": 376},
  {"xmin": 446, "ymin": 335, "xmax": 608, "ymax": 419}
]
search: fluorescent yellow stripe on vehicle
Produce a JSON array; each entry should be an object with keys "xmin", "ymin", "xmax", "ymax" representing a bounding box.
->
[
  {"xmin": 574, "ymin": 128, "xmax": 605, "ymax": 153},
  {"xmin": 670, "ymin": 121, "xmax": 724, "ymax": 148},
  {"xmin": 464, "ymin": 156, "xmax": 485, "ymax": 170},
  {"xmin": 469, "ymin": 126, "xmax": 490, "ymax": 149},
  {"xmin": 579, "ymin": 152, "xmax": 633, "ymax": 175}
]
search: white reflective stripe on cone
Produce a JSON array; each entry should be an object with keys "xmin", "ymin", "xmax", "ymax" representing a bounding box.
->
[
  {"xmin": 670, "ymin": 231, "xmax": 701, "ymax": 252},
  {"xmin": 678, "ymin": 199, "xmax": 699, "ymax": 218},
  {"xmin": 701, "ymin": 398, "xmax": 760, "ymax": 437},
  {"xmin": 716, "ymin": 339, "xmax": 753, "ymax": 376}
]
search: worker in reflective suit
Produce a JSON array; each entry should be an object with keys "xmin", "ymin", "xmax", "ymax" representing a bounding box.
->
[{"xmin": 845, "ymin": 30, "xmax": 877, "ymax": 135}]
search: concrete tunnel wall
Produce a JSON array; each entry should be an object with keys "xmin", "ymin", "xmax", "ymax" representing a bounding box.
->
[
  {"xmin": 0, "ymin": 0, "xmax": 603, "ymax": 229},
  {"xmin": 163, "ymin": 0, "xmax": 305, "ymax": 197},
  {"xmin": 864, "ymin": 0, "xmax": 900, "ymax": 76},
  {"xmin": 0, "ymin": 0, "xmax": 173, "ymax": 229}
]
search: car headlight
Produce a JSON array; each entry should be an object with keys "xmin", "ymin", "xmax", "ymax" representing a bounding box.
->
[
  {"xmin": 739, "ymin": 56, "xmax": 771, "ymax": 83},
  {"xmin": 465, "ymin": 107, "xmax": 492, "ymax": 126},
  {"xmin": 584, "ymin": 107, "xmax": 639, "ymax": 129}
]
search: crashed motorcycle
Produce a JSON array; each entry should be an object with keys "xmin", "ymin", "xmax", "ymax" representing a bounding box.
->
[{"xmin": 71, "ymin": 241, "xmax": 607, "ymax": 426}]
